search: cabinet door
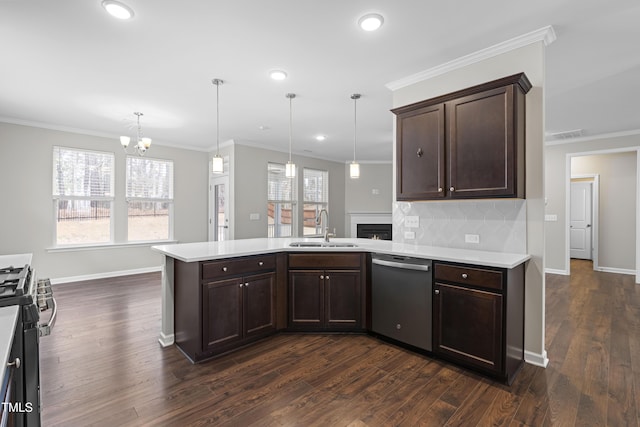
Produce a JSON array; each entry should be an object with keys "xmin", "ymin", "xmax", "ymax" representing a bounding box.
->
[
  {"xmin": 202, "ymin": 277, "xmax": 243, "ymax": 350},
  {"xmin": 447, "ymin": 86, "xmax": 516, "ymax": 198},
  {"xmin": 243, "ymin": 272, "xmax": 276, "ymax": 338},
  {"xmin": 396, "ymin": 103, "xmax": 445, "ymax": 200},
  {"xmin": 289, "ymin": 271, "xmax": 324, "ymax": 329},
  {"xmin": 433, "ymin": 283, "xmax": 503, "ymax": 374},
  {"xmin": 325, "ymin": 270, "xmax": 361, "ymax": 329}
]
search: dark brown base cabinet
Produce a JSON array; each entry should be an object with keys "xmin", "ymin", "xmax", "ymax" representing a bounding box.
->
[
  {"xmin": 288, "ymin": 253, "xmax": 366, "ymax": 331},
  {"xmin": 433, "ymin": 262, "xmax": 525, "ymax": 384},
  {"xmin": 174, "ymin": 254, "xmax": 279, "ymax": 363}
]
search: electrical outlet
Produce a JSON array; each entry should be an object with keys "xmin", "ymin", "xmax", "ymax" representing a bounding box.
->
[
  {"xmin": 465, "ymin": 234, "xmax": 480, "ymax": 244},
  {"xmin": 545, "ymin": 214, "xmax": 558, "ymax": 222},
  {"xmin": 249, "ymin": 213, "xmax": 260, "ymax": 221},
  {"xmin": 404, "ymin": 231, "xmax": 415, "ymax": 240},
  {"xmin": 371, "ymin": 188, "xmax": 380, "ymax": 195},
  {"xmin": 405, "ymin": 216, "xmax": 420, "ymax": 228}
]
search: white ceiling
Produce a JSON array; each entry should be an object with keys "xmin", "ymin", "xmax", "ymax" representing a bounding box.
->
[{"xmin": 1, "ymin": 0, "xmax": 639, "ymax": 162}]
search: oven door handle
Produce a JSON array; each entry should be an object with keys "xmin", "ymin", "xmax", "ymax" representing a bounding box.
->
[{"xmin": 39, "ymin": 297, "xmax": 57, "ymax": 337}]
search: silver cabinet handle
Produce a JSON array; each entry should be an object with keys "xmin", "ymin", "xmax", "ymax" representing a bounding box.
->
[
  {"xmin": 239, "ymin": 283, "xmax": 243, "ymax": 287},
  {"xmin": 7, "ymin": 358, "xmax": 21, "ymax": 369},
  {"xmin": 320, "ymin": 275, "xmax": 324, "ymax": 279},
  {"xmin": 434, "ymin": 289, "xmax": 440, "ymax": 295},
  {"xmin": 258, "ymin": 261, "xmax": 264, "ymax": 266},
  {"xmin": 450, "ymin": 186, "xmax": 455, "ymax": 192},
  {"xmin": 417, "ymin": 148, "xmax": 424, "ymax": 157},
  {"xmin": 438, "ymin": 187, "xmax": 443, "ymax": 192},
  {"xmin": 462, "ymin": 273, "xmax": 468, "ymax": 279},
  {"xmin": 222, "ymin": 267, "xmax": 228, "ymax": 272},
  {"xmin": 326, "ymin": 275, "xmax": 329, "ymax": 280},
  {"xmin": 245, "ymin": 282, "xmax": 249, "ymax": 287}
]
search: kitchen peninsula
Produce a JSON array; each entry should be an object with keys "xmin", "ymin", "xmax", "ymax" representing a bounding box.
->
[{"xmin": 152, "ymin": 238, "xmax": 530, "ymax": 383}]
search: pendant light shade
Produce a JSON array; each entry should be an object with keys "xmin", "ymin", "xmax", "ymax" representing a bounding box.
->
[
  {"xmin": 212, "ymin": 78, "xmax": 224, "ymax": 174},
  {"xmin": 285, "ymin": 93, "xmax": 296, "ymax": 178},
  {"xmin": 350, "ymin": 94, "xmax": 361, "ymax": 179}
]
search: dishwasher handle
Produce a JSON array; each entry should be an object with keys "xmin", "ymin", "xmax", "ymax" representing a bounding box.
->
[{"xmin": 372, "ymin": 257, "xmax": 430, "ymax": 272}]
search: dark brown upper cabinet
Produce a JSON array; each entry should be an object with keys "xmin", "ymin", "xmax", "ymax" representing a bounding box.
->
[{"xmin": 392, "ymin": 73, "xmax": 531, "ymax": 201}]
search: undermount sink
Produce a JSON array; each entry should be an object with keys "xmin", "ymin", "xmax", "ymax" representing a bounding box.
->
[{"xmin": 289, "ymin": 241, "xmax": 358, "ymax": 248}]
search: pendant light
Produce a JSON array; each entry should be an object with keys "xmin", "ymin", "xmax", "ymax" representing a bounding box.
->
[
  {"xmin": 285, "ymin": 93, "xmax": 296, "ymax": 178},
  {"xmin": 212, "ymin": 78, "xmax": 224, "ymax": 174},
  {"xmin": 350, "ymin": 93, "xmax": 361, "ymax": 179}
]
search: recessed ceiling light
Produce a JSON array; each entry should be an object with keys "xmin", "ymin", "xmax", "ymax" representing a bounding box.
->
[
  {"xmin": 358, "ymin": 13, "xmax": 384, "ymax": 31},
  {"xmin": 269, "ymin": 70, "xmax": 288, "ymax": 81},
  {"xmin": 102, "ymin": 0, "xmax": 134, "ymax": 20},
  {"xmin": 315, "ymin": 135, "xmax": 326, "ymax": 141}
]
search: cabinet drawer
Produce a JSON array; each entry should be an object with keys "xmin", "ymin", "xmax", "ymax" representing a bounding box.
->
[
  {"xmin": 434, "ymin": 263, "xmax": 503, "ymax": 291},
  {"xmin": 202, "ymin": 255, "xmax": 276, "ymax": 280},
  {"xmin": 288, "ymin": 253, "xmax": 361, "ymax": 269}
]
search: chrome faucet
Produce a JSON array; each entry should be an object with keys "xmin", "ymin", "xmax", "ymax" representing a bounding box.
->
[{"xmin": 316, "ymin": 209, "xmax": 334, "ymax": 242}]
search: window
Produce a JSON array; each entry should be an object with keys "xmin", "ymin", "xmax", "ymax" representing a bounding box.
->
[
  {"xmin": 126, "ymin": 156, "xmax": 174, "ymax": 241},
  {"xmin": 267, "ymin": 163, "xmax": 297, "ymax": 237},
  {"xmin": 303, "ymin": 168, "xmax": 328, "ymax": 236},
  {"xmin": 53, "ymin": 146, "xmax": 114, "ymax": 245}
]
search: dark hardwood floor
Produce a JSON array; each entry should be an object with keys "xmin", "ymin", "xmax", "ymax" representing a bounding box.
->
[{"xmin": 39, "ymin": 259, "xmax": 640, "ymax": 426}]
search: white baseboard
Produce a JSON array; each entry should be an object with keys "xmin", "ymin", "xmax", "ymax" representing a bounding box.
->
[
  {"xmin": 525, "ymin": 349, "xmax": 549, "ymax": 368},
  {"xmin": 594, "ymin": 266, "xmax": 636, "ymax": 276},
  {"xmin": 545, "ymin": 268, "xmax": 569, "ymax": 276},
  {"xmin": 158, "ymin": 332, "xmax": 175, "ymax": 348},
  {"xmin": 49, "ymin": 266, "xmax": 162, "ymax": 285}
]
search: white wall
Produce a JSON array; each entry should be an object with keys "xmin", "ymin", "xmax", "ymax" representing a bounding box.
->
[
  {"xmin": 0, "ymin": 123, "xmax": 209, "ymax": 280},
  {"xmin": 391, "ymin": 42, "xmax": 547, "ymax": 365},
  {"xmin": 545, "ymin": 132, "xmax": 640, "ymax": 273},
  {"xmin": 229, "ymin": 143, "xmax": 347, "ymax": 239}
]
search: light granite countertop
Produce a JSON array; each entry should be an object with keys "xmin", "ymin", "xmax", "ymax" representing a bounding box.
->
[{"xmin": 152, "ymin": 238, "xmax": 529, "ymax": 269}]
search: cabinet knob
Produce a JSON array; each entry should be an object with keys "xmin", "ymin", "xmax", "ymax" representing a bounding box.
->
[
  {"xmin": 434, "ymin": 289, "xmax": 440, "ymax": 295},
  {"xmin": 396, "ymin": 324, "xmax": 402, "ymax": 330},
  {"xmin": 450, "ymin": 186, "xmax": 455, "ymax": 192},
  {"xmin": 320, "ymin": 275, "xmax": 324, "ymax": 280},
  {"xmin": 239, "ymin": 283, "xmax": 243, "ymax": 288},
  {"xmin": 7, "ymin": 357, "xmax": 20, "ymax": 369},
  {"xmin": 417, "ymin": 148, "xmax": 424, "ymax": 157},
  {"xmin": 222, "ymin": 267, "xmax": 228, "ymax": 272},
  {"xmin": 245, "ymin": 282, "xmax": 249, "ymax": 287},
  {"xmin": 438, "ymin": 187, "xmax": 443, "ymax": 192},
  {"xmin": 325, "ymin": 275, "xmax": 329, "ymax": 280},
  {"xmin": 258, "ymin": 261, "xmax": 264, "ymax": 266},
  {"xmin": 461, "ymin": 273, "xmax": 468, "ymax": 279}
]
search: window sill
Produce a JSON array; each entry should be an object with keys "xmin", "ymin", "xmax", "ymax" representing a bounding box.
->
[{"xmin": 47, "ymin": 240, "xmax": 178, "ymax": 253}]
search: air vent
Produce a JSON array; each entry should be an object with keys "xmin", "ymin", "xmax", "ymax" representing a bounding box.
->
[{"xmin": 546, "ymin": 129, "xmax": 584, "ymax": 140}]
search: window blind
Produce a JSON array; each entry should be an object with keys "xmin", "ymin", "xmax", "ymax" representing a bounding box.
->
[
  {"xmin": 126, "ymin": 157, "xmax": 174, "ymax": 200},
  {"xmin": 303, "ymin": 168, "xmax": 328, "ymax": 203},
  {"xmin": 268, "ymin": 163, "xmax": 295, "ymax": 202},
  {"xmin": 52, "ymin": 146, "xmax": 114, "ymax": 198}
]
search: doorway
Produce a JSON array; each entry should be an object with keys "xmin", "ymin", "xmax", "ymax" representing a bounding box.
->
[
  {"xmin": 565, "ymin": 148, "xmax": 639, "ymax": 283},
  {"xmin": 569, "ymin": 178, "xmax": 597, "ymax": 262},
  {"xmin": 209, "ymin": 175, "xmax": 229, "ymax": 242}
]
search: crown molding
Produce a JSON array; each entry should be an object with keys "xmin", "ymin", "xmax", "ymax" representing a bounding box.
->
[
  {"xmin": 0, "ymin": 116, "xmax": 208, "ymax": 152},
  {"xmin": 385, "ymin": 25, "xmax": 557, "ymax": 91}
]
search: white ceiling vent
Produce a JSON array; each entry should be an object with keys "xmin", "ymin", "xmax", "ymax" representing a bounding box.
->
[{"xmin": 545, "ymin": 129, "xmax": 584, "ymax": 141}]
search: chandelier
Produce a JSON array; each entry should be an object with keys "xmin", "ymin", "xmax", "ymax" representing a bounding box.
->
[{"xmin": 120, "ymin": 112, "xmax": 151, "ymax": 156}]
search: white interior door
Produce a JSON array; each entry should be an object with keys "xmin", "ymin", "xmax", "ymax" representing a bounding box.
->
[
  {"xmin": 210, "ymin": 176, "xmax": 229, "ymax": 242},
  {"xmin": 570, "ymin": 181, "xmax": 593, "ymax": 259}
]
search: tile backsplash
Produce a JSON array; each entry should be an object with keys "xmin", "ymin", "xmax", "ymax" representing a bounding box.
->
[{"xmin": 393, "ymin": 199, "xmax": 527, "ymax": 254}]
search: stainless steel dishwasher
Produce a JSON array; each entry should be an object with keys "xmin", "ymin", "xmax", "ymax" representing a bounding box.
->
[{"xmin": 371, "ymin": 253, "xmax": 432, "ymax": 351}]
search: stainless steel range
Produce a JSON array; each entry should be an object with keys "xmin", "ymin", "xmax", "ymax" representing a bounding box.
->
[{"xmin": 0, "ymin": 257, "xmax": 56, "ymax": 427}]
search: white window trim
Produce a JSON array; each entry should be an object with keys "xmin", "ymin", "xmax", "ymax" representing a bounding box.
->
[{"xmin": 52, "ymin": 146, "xmax": 115, "ymax": 247}]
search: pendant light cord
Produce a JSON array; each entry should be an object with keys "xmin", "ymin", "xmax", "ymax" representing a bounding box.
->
[
  {"xmin": 212, "ymin": 79, "xmax": 223, "ymax": 156},
  {"xmin": 286, "ymin": 93, "xmax": 295, "ymax": 163},
  {"xmin": 351, "ymin": 94, "xmax": 361, "ymax": 162}
]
